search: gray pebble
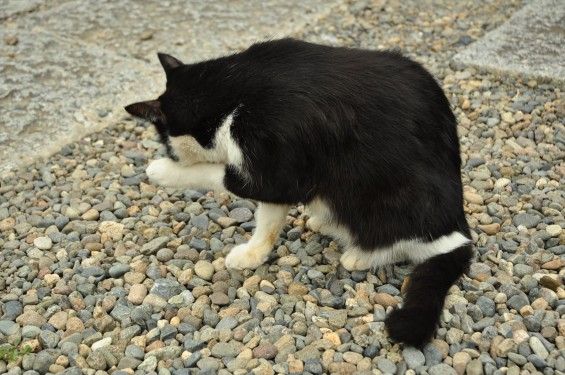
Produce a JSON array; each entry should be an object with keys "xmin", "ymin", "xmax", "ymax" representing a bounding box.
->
[
  {"xmin": 140, "ymin": 236, "xmax": 169, "ymax": 255},
  {"xmin": 109, "ymin": 264, "xmax": 131, "ymax": 278},
  {"xmin": 476, "ymin": 296, "xmax": 496, "ymax": 317},
  {"xmin": 403, "ymin": 346, "xmax": 426, "ymax": 369},
  {"xmin": 429, "ymin": 363, "xmax": 458, "ymax": 375},
  {"xmin": 512, "ymin": 213, "xmax": 540, "ymax": 228},
  {"xmin": 377, "ymin": 358, "xmax": 397, "ymax": 374}
]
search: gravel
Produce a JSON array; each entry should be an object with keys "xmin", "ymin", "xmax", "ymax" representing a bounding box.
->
[{"xmin": 0, "ymin": 0, "xmax": 563, "ymax": 374}]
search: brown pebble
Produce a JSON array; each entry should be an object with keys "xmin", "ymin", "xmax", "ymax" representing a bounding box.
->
[
  {"xmin": 288, "ymin": 282, "xmax": 308, "ymax": 296},
  {"xmin": 210, "ymin": 292, "xmax": 230, "ymax": 306},
  {"xmin": 252, "ymin": 343, "xmax": 278, "ymax": 359},
  {"xmin": 66, "ymin": 317, "xmax": 85, "ymax": 332},
  {"xmin": 146, "ymin": 340, "xmax": 165, "ymax": 352},
  {"xmin": 477, "ymin": 223, "xmax": 500, "ymax": 235},
  {"xmin": 49, "ymin": 311, "xmax": 69, "ymax": 330},
  {"xmin": 539, "ymin": 275, "xmax": 561, "ymax": 291},
  {"xmin": 373, "ymin": 293, "xmax": 398, "ymax": 308},
  {"xmin": 128, "ymin": 284, "xmax": 147, "ymax": 305},
  {"xmin": 542, "ymin": 259, "xmax": 564, "ymax": 270}
]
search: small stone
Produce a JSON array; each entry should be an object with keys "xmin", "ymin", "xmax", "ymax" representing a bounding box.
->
[
  {"xmin": 140, "ymin": 236, "xmax": 169, "ymax": 255},
  {"xmin": 477, "ymin": 223, "xmax": 499, "ymax": 235},
  {"xmin": 403, "ymin": 346, "xmax": 426, "ymax": 369},
  {"xmin": 16, "ymin": 310, "xmax": 47, "ymax": 327},
  {"xmin": 33, "ymin": 237, "xmax": 53, "ymax": 250},
  {"xmin": 377, "ymin": 358, "xmax": 397, "ymax": 374},
  {"xmin": 343, "ymin": 351, "xmax": 363, "ymax": 364},
  {"xmin": 39, "ymin": 330, "xmax": 59, "ymax": 349},
  {"xmin": 259, "ymin": 280, "xmax": 275, "ymax": 293},
  {"xmin": 429, "ymin": 363, "xmax": 458, "ymax": 375},
  {"xmin": 229, "ymin": 207, "xmax": 254, "ymax": 223},
  {"xmin": 98, "ymin": 221, "xmax": 125, "ymax": 241},
  {"xmin": 539, "ymin": 276, "xmax": 560, "ymax": 291},
  {"xmin": 194, "ymin": 260, "xmax": 214, "ymax": 281},
  {"xmin": 278, "ymin": 255, "xmax": 301, "ymax": 266},
  {"xmin": 128, "ymin": 284, "xmax": 147, "ymax": 305},
  {"xmin": 66, "ymin": 316, "xmax": 85, "ymax": 332},
  {"xmin": 211, "ymin": 342, "xmax": 242, "ymax": 358},
  {"xmin": 374, "ymin": 293, "xmax": 398, "ymax": 308},
  {"xmin": 542, "ymin": 258, "xmax": 564, "ymax": 270},
  {"xmin": 546, "ymin": 224, "xmax": 562, "ymax": 237},
  {"xmin": 156, "ymin": 248, "xmax": 174, "ymax": 262},
  {"xmin": 109, "ymin": 264, "xmax": 130, "ymax": 278},
  {"xmin": 210, "ymin": 292, "xmax": 230, "ymax": 306},
  {"xmin": 92, "ymin": 337, "xmax": 112, "ymax": 351},
  {"xmin": 529, "ymin": 336, "xmax": 549, "ymax": 360},
  {"xmin": 512, "ymin": 213, "xmax": 540, "ymax": 228},
  {"xmin": 82, "ymin": 208, "xmax": 100, "ymax": 220},
  {"xmin": 252, "ymin": 343, "xmax": 278, "ymax": 359},
  {"xmin": 0, "ymin": 321, "xmax": 19, "ymax": 336},
  {"xmin": 217, "ymin": 217, "xmax": 238, "ymax": 228},
  {"xmin": 448, "ymin": 351, "xmax": 469, "ymax": 375},
  {"xmin": 464, "ymin": 192, "xmax": 484, "ymax": 205},
  {"xmin": 138, "ymin": 356, "xmax": 157, "ymax": 372},
  {"xmin": 476, "ymin": 296, "xmax": 496, "ymax": 317}
]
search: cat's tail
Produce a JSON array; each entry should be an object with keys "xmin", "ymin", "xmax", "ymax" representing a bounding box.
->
[{"xmin": 384, "ymin": 243, "xmax": 473, "ymax": 348}]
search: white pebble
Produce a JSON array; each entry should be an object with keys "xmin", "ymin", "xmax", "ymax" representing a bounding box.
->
[
  {"xmin": 91, "ymin": 337, "xmax": 112, "ymax": 351},
  {"xmin": 546, "ymin": 224, "xmax": 562, "ymax": 237},
  {"xmin": 33, "ymin": 237, "xmax": 53, "ymax": 250}
]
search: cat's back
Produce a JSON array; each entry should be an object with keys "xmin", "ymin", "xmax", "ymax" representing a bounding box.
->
[
  {"xmin": 243, "ymin": 39, "xmax": 431, "ymax": 84},
  {"xmin": 239, "ymin": 39, "xmax": 447, "ymax": 114}
]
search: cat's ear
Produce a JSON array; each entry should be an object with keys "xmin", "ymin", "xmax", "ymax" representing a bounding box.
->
[
  {"xmin": 124, "ymin": 100, "xmax": 166, "ymax": 123},
  {"xmin": 157, "ymin": 53, "xmax": 183, "ymax": 75}
]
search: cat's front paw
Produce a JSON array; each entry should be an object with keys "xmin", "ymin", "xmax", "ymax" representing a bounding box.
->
[
  {"xmin": 146, "ymin": 158, "xmax": 181, "ymax": 188},
  {"xmin": 340, "ymin": 250, "xmax": 370, "ymax": 271},
  {"xmin": 225, "ymin": 243, "xmax": 270, "ymax": 270}
]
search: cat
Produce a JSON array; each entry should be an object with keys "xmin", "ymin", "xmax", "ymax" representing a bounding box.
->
[{"xmin": 125, "ymin": 38, "xmax": 473, "ymax": 348}]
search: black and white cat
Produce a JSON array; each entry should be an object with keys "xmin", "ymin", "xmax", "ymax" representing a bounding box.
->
[{"xmin": 125, "ymin": 38, "xmax": 473, "ymax": 347}]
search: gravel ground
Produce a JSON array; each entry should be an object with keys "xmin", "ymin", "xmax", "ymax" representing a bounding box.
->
[{"xmin": 1, "ymin": 0, "xmax": 564, "ymax": 375}]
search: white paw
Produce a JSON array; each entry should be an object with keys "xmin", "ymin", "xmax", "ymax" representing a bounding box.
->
[
  {"xmin": 146, "ymin": 158, "xmax": 180, "ymax": 187},
  {"xmin": 225, "ymin": 243, "xmax": 270, "ymax": 271},
  {"xmin": 340, "ymin": 250, "xmax": 370, "ymax": 271}
]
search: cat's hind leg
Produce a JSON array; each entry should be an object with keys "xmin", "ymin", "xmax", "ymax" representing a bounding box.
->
[
  {"xmin": 225, "ymin": 203, "xmax": 289, "ymax": 270},
  {"xmin": 385, "ymin": 234, "xmax": 473, "ymax": 348}
]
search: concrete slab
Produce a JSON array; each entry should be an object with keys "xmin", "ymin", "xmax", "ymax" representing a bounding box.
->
[
  {"xmin": 0, "ymin": 29, "xmax": 162, "ymax": 175},
  {"xmin": 14, "ymin": 0, "xmax": 341, "ymax": 62},
  {"xmin": 452, "ymin": 0, "xmax": 565, "ymax": 83},
  {"xmin": 1, "ymin": 0, "xmax": 342, "ymax": 175},
  {"xmin": 0, "ymin": 0, "xmax": 44, "ymax": 19}
]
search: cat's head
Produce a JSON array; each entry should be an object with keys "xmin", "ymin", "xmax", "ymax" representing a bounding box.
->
[
  {"xmin": 125, "ymin": 53, "xmax": 237, "ymax": 157},
  {"xmin": 124, "ymin": 53, "xmax": 183, "ymax": 133}
]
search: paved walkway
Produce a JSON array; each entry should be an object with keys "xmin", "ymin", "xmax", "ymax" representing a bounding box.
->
[
  {"xmin": 0, "ymin": 0, "xmax": 343, "ymax": 176},
  {"xmin": 453, "ymin": 0, "xmax": 565, "ymax": 83}
]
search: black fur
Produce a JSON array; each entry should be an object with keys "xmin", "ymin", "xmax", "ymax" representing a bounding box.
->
[
  {"xmin": 385, "ymin": 244, "xmax": 473, "ymax": 347},
  {"xmin": 125, "ymin": 38, "xmax": 472, "ymax": 346}
]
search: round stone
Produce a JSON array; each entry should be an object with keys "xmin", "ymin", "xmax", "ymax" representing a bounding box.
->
[
  {"xmin": 194, "ymin": 260, "xmax": 214, "ymax": 281},
  {"xmin": 34, "ymin": 237, "xmax": 53, "ymax": 250}
]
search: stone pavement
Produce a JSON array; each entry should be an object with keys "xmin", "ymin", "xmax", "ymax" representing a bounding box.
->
[
  {"xmin": 453, "ymin": 0, "xmax": 565, "ymax": 83},
  {"xmin": 0, "ymin": 0, "xmax": 343, "ymax": 176}
]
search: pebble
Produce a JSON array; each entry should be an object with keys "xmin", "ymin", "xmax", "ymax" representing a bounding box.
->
[
  {"xmin": 194, "ymin": 260, "xmax": 215, "ymax": 281},
  {"xmin": 403, "ymin": 347, "xmax": 426, "ymax": 369},
  {"xmin": 33, "ymin": 236, "xmax": 53, "ymax": 250}
]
